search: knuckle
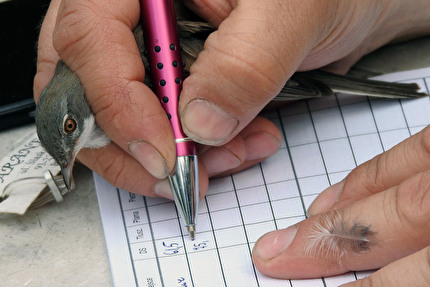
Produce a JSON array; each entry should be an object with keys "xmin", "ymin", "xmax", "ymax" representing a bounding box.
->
[
  {"xmin": 366, "ymin": 154, "xmax": 388, "ymax": 192},
  {"xmin": 345, "ymin": 152, "xmax": 389, "ymax": 198},
  {"xmin": 396, "ymin": 171, "xmax": 430, "ymax": 231}
]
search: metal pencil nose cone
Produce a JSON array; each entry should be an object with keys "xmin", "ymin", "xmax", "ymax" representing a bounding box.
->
[
  {"xmin": 168, "ymin": 155, "xmax": 199, "ymax": 238},
  {"xmin": 187, "ymin": 225, "xmax": 195, "ymax": 240}
]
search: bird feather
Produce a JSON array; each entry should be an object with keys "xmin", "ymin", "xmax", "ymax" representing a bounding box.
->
[{"xmin": 305, "ymin": 211, "xmax": 374, "ymax": 258}]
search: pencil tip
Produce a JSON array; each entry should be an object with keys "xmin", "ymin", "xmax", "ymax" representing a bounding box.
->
[{"xmin": 187, "ymin": 225, "xmax": 195, "ymax": 240}]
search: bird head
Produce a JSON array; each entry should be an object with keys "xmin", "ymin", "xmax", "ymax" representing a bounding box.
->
[{"xmin": 35, "ymin": 61, "xmax": 109, "ymax": 191}]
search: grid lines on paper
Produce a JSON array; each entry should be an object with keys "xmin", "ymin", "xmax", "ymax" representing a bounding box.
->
[{"xmin": 114, "ymin": 72, "xmax": 430, "ymax": 287}]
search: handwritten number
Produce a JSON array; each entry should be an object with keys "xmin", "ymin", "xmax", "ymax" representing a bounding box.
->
[
  {"xmin": 193, "ymin": 240, "xmax": 209, "ymax": 251},
  {"xmin": 177, "ymin": 277, "xmax": 188, "ymax": 287},
  {"xmin": 162, "ymin": 242, "xmax": 183, "ymax": 255}
]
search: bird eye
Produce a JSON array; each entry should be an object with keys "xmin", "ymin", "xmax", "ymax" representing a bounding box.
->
[{"xmin": 64, "ymin": 117, "xmax": 77, "ymax": 134}]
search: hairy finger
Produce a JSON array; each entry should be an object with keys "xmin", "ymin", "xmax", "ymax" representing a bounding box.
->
[{"xmin": 252, "ymin": 170, "xmax": 430, "ymax": 279}]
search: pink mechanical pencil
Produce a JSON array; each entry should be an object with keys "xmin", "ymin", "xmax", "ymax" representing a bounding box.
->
[{"xmin": 140, "ymin": 0, "xmax": 199, "ymax": 239}]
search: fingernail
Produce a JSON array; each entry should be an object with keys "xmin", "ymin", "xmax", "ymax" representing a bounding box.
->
[
  {"xmin": 253, "ymin": 225, "xmax": 298, "ymax": 261},
  {"xmin": 201, "ymin": 147, "xmax": 242, "ymax": 176},
  {"xmin": 307, "ymin": 180, "xmax": 344, "ymax": 217},
  {"xmin": 181, "ymin": 99, "xmax": 239, "ymax": 145},
  {"xmin": 153, "ymin": 179, "xmax": 173, "ymax": 200},
  {"xmin": 244, "ymin": 132, "xmax": 281, "ymax": 161},
  {"xmin": 128, "ymin": 140, "xmax": 168, "ymax": 179}
]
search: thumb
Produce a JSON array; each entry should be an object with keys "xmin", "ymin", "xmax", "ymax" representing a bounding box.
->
[{"xmin": 179, "ymin": 0, "xmax": 328, "ymax": 146}]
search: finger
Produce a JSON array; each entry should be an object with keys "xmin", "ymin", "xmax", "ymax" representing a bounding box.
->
[
  {"xmin": 308, "ymin": 125, "xmax": 430, "ymax": 216},
  {"xmin": 179, "ymin": 0, "xmax": 329, "ymax": 146},
  {"xmin": 200, "ymin": 116, "xmax": 281, "ymax": 177},
  {"xmin": 342, "ymin": 246, "xmax": 430, "ymax": 287},
  {"xmin": 252, "ymin": 169, "xmax": 430, "ymax": 279},
  {"xmin": 33, "ymin": 0, "xmax": 62, "ymax": 98},
  {"xmin": 183, "ymin": 0, "xmax": 232, "ymax": 27},
  {"xmin": 77, "ymin": 143, "xmax": 209, "ymax": 198},
  {"xmin": 52, "ymin": 0, "xmax": 176, "ymax": 178},
  {"xmin": 77, "ymin": 143, "xmax": 157, "ymax": 195}
]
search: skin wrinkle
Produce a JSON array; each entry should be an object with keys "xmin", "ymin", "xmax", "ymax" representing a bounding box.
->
[
  {"xmin": 377, "ymin": 1, "xmax": 430, "ymax": 44},
  {"xmin": 268, "ymin": 6, "xmax": 312, "ymax": 77},
  {"xmin": 383, "ymin": 187, "xmax": 405, "ymax": 244},
  {"xmin": 231, "ymin": 3, "xmax": 313, "ymax": 80},
  {"xmin": 291, "ymin": 3, "xmax": 344, "ymax": 69},
  {"xmin": 93, "ymin": 92, "xmax": 128, "ymax": 130},
  {"xmin": 370, "ymin": 152, "xmax": 391, "ymax": 194},
  {"xmin": 198, "ymin": 45, "xmax": 264, "ymax": 109},
  {"xmin": 184, "ymin": 0, "xmax": 234, "ymax": 26},
  {"xmin": 83, "ymin": 145, "xmax": 144, "ymax": 193},
  {"xmin": 54, "ymin": 2, "xmax": 98, "ymax": 60},
  {"xmin": 421, "ymin": 126, "xmax": 430, "ymax": 165},
  {"xmin": 301, "ymin": 2, "xmax": 390, "ymax": 72},
  {"xmin": 243, "ymin": 131, "xmax": 281, "ymax": 160},
  {"xmin": 343, "ymin": 148, "xmax": 391, "ymax": 200},
  {"xmin": 202, "ymin": 35, "xmax": 283, "ymax": 108},
  {"xmin": 408, "ymin": 171, "xmax": 430, "ymax": 229},
  {"xmin": 229, "ymin": 31, "xmax": 289, "ymax": 91},
  {"xmin": 56, "ymin": 2, "xmax": 142, "ymax": 98},
  {"xmin": 203, "ymin": 145, "xmax": 243, "ymax": 166},
  {"xmin": 100, "ymin": 147, "xmax": 129, "ymax": 187},
  {"xmin": 307, "ymin": 10, "xmax": 365, "ymax": 66},
  {"xmin": 98, "ymin": 1, "xmax": 139, "ymax": 29},
  {"xmin": 425, "ymin": 247, "xmax": 430, "ymax": 282},
  {"xmin": 94, "ymin": 78, "xmax": 139, "ymax": 117},
  {"xmin": 391, "ymin": 175, "xmax": 429, "ymax": 250},
  {"xmin": 86, "ymin": 46, "xmax": 148, "ymax": 132}
]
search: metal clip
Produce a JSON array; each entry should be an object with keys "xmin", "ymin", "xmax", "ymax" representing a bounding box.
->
[{"xmin": 1, "ymin": 170, "xmax": 74, "ymax": 210}]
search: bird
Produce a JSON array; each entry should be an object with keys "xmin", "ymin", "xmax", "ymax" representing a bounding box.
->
[
  {"xmin": 35, "ymin": 8, "xmax": 428, "ymax": 191},
  {"xmin": 35, "ymin": 60, "xmax": 110, "ymax": 190}
]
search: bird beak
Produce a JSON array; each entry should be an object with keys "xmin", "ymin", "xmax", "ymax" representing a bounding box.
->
[{"xmin": 61, "ymin": 157, "xmax": 75, "ymax": 192}]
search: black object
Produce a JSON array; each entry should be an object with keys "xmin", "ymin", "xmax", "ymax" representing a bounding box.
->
[{"xmin": 0, "ymin": 0, "xmax": 50, "ymax": 130}]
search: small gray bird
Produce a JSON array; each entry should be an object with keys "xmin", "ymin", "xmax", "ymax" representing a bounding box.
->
[
  {"xmin": 35, "ymin": 60, "xmax": 110, "ymax": 190},
  {"xmin": 35, "ymin": 15, "xmax": 427, "ymax": 190}
]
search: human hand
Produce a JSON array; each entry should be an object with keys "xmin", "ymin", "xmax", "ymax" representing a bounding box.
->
[
  {"xmin": 34, "ymin": 0, "xmax": 430, "ymax": 198},
  {"xmin": 252, "ymin": 125, "xmax": 430, "ymax": 286},
  {"xmin": 34, "ymin": 0, "xmax": 281, "ymax": 197},
  {"xmin": 179, "ymin": 0, "xmax": 430, "ymax": 145}
]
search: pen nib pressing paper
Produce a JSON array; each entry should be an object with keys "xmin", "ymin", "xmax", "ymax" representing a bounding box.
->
[{"xmin": 95, "ymin": 68, "xmax": 430, "ymax": 287}]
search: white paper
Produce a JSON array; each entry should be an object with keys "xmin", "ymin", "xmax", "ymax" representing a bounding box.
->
[
  {"xmin": 0, "ymin": 132, "xmax": 60, "ymax": 214},
  {"xmin": 95, "ymin": 68, "xmax": 430, "ymax": 287}
]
